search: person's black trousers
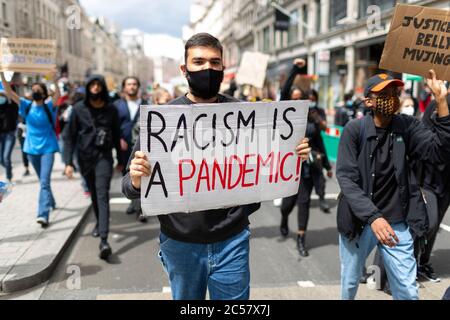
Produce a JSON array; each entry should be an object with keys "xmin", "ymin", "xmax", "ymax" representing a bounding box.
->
[
  {"xmin": 281, "ymin": 167, "xmax": 324, "ymax": 231},
  {"xmin": 83, "ymin": 157, "xmax": 113, "ymax": 240},
  {"xmin": 419, "ymin": 188, "xmax": 450, "ymax": 265},
  {"xmin": 121, "ymin": 148, "xmax": 142, "ymax": 215}
]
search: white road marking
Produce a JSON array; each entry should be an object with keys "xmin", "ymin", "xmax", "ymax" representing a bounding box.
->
[
  {"xmin": 110, "ymin": 198, "xmax": 131, "ymax": 205},
  {"xmin": 162, "ymin": 287, "xmax": 172, "ymax": 293},
  {"xmin": 440, "ymin": 224, "xmax": 450, "ymax": 233},
  {"xmin": 311, "ymin": 194, "xmax": 340, "ymax": 200},
  {"xmin": 297, "ymin": 281, "xmax": 316, "ymax": 288}
]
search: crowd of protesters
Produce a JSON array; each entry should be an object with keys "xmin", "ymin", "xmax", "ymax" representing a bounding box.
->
[
  {"xmin": 0, "ymin": 69, "xmax": 174, "ymax": 259},
  {"xmin": 1, "ymin": 31, "xmax": 449, "ymax": 301}
]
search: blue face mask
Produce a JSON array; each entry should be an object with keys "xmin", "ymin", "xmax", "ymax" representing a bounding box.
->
[
  {"xmin": 0, "ymin": 96, "xmax": 8, "ymax": 105},
  {"xmin": 309, "ymin": 102, "xmax": 317, "ymax": 109}
]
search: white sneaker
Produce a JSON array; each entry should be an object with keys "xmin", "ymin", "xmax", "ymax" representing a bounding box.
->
[
  {"xmin": 36, "ymin": 217, "xmax": 49, "ymax": 227},
  {"xmin": 273, "ymin": 198, "xmax": 282, "ymax": 207}
]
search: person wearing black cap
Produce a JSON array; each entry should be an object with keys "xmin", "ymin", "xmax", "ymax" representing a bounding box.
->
[
  {"xmin": 64, "ymin": 75, "xmax": 125, "ymax": 260},
  {"xmin": 336, "ymin": 70, "xmax": 450, "ymax": 300}
]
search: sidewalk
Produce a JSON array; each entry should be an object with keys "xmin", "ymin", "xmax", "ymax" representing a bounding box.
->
[{"xmin": 0, "ymin": 147, "xmax": 91, "ymax": 293}]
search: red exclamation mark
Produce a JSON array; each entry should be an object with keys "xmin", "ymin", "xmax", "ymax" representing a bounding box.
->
[{"xmin": 295, "ymin": 156, "xmax": 301, "ymax": 182}]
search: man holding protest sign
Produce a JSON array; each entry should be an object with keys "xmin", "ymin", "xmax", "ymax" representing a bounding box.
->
[
  {"xmin": 336, "ymin": 70, "xmax": 450, "ymax": 300},
  {"xmin": 122, "ymin": 33, "xmax": 311, "ymax": 300}
]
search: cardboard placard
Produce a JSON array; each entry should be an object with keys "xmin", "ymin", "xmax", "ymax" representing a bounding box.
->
[
  {"xmin": 236, "ymin": 51, "xmax": 270, "ymax": 89},
  {"xmin": 0, "ymin": 38, "xmax": 57, "ymax": 74},
  {"xmin": 140, "ymin": 101, "xmax": 309, "ymax": 216},
  {"xmin": 379, "ymin": 4, "xmax": 450, "ymax": 81}
]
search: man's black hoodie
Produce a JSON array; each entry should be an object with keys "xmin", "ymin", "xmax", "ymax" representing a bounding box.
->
[{"xmin": 64, "ymin": 75, "xmax": 123, "ymax": 174}]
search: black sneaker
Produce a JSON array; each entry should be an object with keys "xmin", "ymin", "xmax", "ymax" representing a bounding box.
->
[
  {"xmin": 319, "ymin": 198, "xmax": 331, "ymax": 213},
  {"xmin": 36, "ymin": 217, "xmax": 49, "ymax": 228},
  {"xmin": 138, "ymin": 212, "xmax": 148, "ymax": 223},
  {"xmin": 91, "ymin": 225, "xmax": 100, "ymax": 238},
  {"xmin": 359, "ymin": 272, "xmax": 369, "ymax": 284},
  {"xmin": 418, "ymin": 263, "xmax": 441, "ymax": 283},
  {"xmin": 99, "ymin": 240, "xmax": 112, "ymax": 260},
  {"xmin": 23, "ymin": 169, "xmax": 30, "ymax": 177},
  {"xmin": 126, "ymin": 204, "xmax": 135, "ymax": 215},
  {"xmin": 296, "ymin": 235, "xmax": 309, "ymax": 257}
]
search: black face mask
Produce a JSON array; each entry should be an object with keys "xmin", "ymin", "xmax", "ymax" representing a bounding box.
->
[
  {"xmin": 90, "ymin": 92, "xmax": 102, "ymax": 101},
  {"xmin": 32, "ymin": 92, "xmax": 44, "ymax": 101},
  {"xmin": 186, "ymin": 68, "xmax": 224, "ymax": 100}
]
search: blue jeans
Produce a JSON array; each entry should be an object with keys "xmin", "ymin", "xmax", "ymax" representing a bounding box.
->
[
  {"xmin": 158, "ymin": 228, "xmax": 251, "ymax": 300},
  {"xmin": 340, "ymin": 222, "xmax": 418, "ymax": 300},
  {"xmin": 28, "ymin": 153, "xmax": 56, "ymax": 221},
  {"xmin": 0, "ymin": 131, "xmax": 16, "ymax": 181}
]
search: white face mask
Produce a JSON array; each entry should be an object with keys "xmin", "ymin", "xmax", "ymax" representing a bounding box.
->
[{"xmin": 401, "ymin": 106, "xmax": 415, "ymax": 116}]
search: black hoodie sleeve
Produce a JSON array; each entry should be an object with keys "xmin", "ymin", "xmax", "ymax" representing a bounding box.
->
[
  {"xmin": 280, "ymin": 64, "xmax": 302, "ymax": 101},
  {"xmin": 63, "ymin": 106, "xmax": 78, "ymax": 167},
  {"xmin": 111, "ymin": 106, "xmax": 124, "ymax": 166},
  {"xmin": 122, "ymin": 135, "xmax": 141, "ymax": 199}
]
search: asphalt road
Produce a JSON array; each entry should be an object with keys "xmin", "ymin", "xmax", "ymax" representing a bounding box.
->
[{"xmin": 2, "ymin": 171, "xmax": 450, "ymax": 300}]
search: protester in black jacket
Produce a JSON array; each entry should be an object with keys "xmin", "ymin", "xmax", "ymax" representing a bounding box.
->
[
  {"xmin": 336, "ymin": 71, "xmax": 450, "ymax": 300},
  {"xmin": 64, "ymin": 75, "xmax": 124, "ymax": 260},
  {"xmin": 278, "ymin": 59, "xmax": 331, "ymax": 257},
  {"xmin": 121, "ymin": 33, "xmax": 311, "ymax": 300},
  {"xmin": 415, "ymin": 95, "xmax": 450, "ymax": 282},
  {"xmin": 0, "ymin": 89, "xmax": 18, "ymax": 182}
]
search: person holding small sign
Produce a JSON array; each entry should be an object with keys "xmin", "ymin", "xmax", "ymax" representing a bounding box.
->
[
  {"xmin": 336, "ymin": 70, "xmax": 450, "ymax": 300},
  {"xmin": 122, "ymin": 33, "xmax": 311, "ymax": 300},
  {"xmin": 1, "ymin": 71, "xmax": 60, "ymax": 228}
]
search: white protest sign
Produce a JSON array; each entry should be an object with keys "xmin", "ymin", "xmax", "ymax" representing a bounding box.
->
[
  {"xmin": 140, "ymin": 100, "xmax": 309, "ymax": 216},
  {"xmin": 236, "ymin": 51, "xmax": 270, "ymax": 89},
  {"xmin": 0, "ymin": 38, "xmax": 57, "ymax": 74}
]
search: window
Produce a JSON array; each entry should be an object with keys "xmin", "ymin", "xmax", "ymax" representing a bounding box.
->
[
  {"xmin": 2, "ymin": 2, "xmax": 6, "ymax": 21},
  {"xmin": 359, "ymin": 0, "xmax": 396, "ymax": 18},
  {"xmin": 315, "ymin": 0, "xmax": 321, "ymax": 34},
  {"xmin": 24, "ymin": 12, "xmax": 28, "ymax": 29},
  {"xmin": 329, "ymin": 0, "xmax": 347, "ymax": 28},
  {"xmin": 302, "ymin": 5, "xmax": 308, "ymax": 38},
  {"xmin": 263, "ymin": 26, "xmax": 270, "ymax": 53},
  {"xmin": 288, "ymin": 9, "xmax": 299, "ymax": 45}
]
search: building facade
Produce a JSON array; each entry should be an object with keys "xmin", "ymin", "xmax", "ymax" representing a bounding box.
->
[
  {"xmin": 0, "ymin": 0, "xmax": 16, "ymax": 38},
  {"xmin": 0, "ymin": 0, "xmax": 133, "ymax": 88},
  {"xmin": 121, "ymin": 30, "xmax": 155, "ymax": 92},
  {"xmin": 187, "ymin": 0, "xmax": 450, "ymax": 107},
  {"xmin": 89, "ymin": 17, "xmax": 128, "ymax": 91}
]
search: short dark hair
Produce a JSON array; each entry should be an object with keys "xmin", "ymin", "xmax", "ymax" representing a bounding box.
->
[
  {"xmin": 122, "ymin": 76, "xmax": 141, "ymax": 89},
  {"xmin": 185, "ymin": 33, "xmax": 223, "ymax": 63},
  {"xmin": 31, "ymin": 83, "xmax": 49, "ymax": 100},
  {"xmin": 309, "ymin": 89, "xmax": 319, "ymax": 101}
]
